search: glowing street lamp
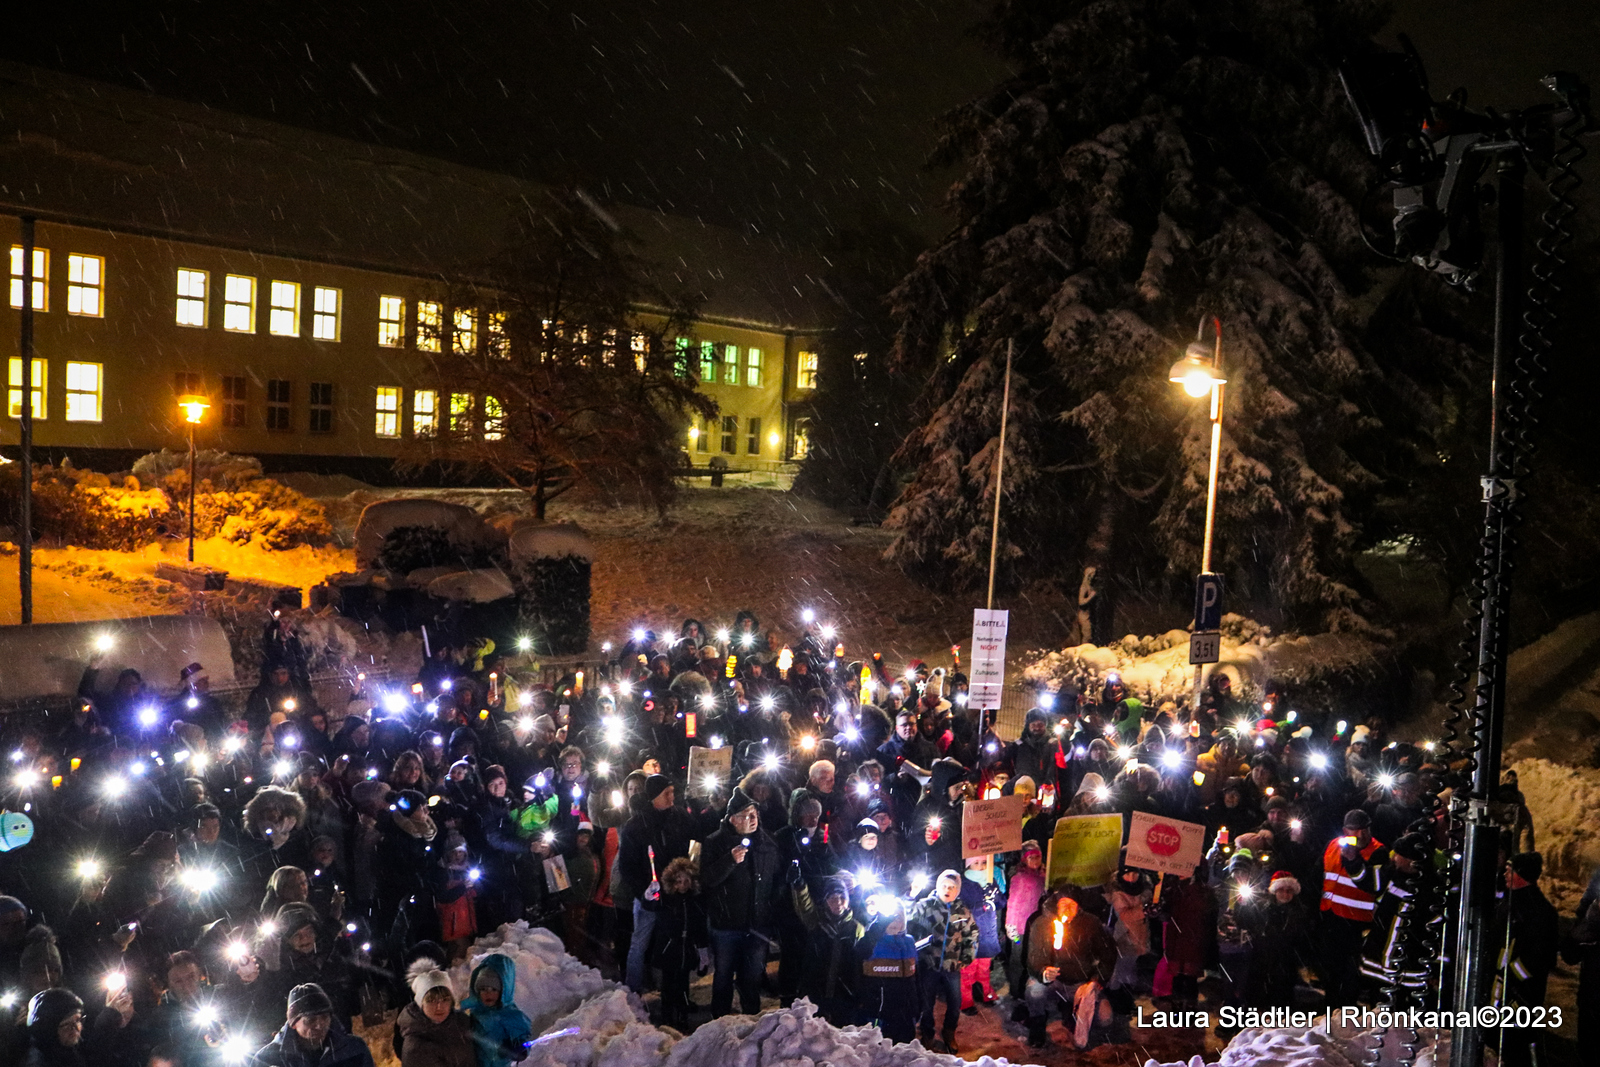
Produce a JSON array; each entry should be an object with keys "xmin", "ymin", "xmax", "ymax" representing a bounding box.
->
[
  {"xmin": 1170, "ymin": 319, "xmax": 1228, "ymax": 711},
  {"xmin": 177, "ymin": 394, "xmax": 210, "ymax": 563}
]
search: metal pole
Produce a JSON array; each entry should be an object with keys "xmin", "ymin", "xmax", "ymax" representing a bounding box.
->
[
  {"xmin": 1450, "ymin": 152, "xmax": 1525, "ymax": 1067},
  {"xmin": 1192, "ymin": 326, "xmax": 1224, "ymax": 711},
  {"xmin": 18, "ymin": 218, "xmax": 34, "ymax": 625},
  {"xmin": 188, "ymin": 421, "xmax": 197, "ymax": 563},
  {"xmin": 985, "ymin": 339, "xmax": 1013, "ymax": 611}
]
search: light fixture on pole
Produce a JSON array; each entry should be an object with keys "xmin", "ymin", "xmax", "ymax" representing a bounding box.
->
[
  {"xmin": 1170, "ymin": 317, "xmax": 1227, "ymax": 711},
  {"xmin": 177, "ymin": 394, "xmax": 210, "ymax": 563}
]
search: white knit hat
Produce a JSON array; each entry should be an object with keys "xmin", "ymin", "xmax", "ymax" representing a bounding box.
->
[{"xmin": 407, "ymin": 960, "xmax": 454, "ymax": 1006}]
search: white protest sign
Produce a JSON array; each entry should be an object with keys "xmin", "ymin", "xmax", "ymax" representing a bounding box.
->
[
  {"xmin": 687, "ymin": 745, "xmax": 734, "ymax": 798},
  {"xmin": 1123, "ymin": 810, "xmax": 1206, "ymax": 878},
  {"xmin": 969, "ymin": 608, "xmax": 1009, "ymax": 712}
]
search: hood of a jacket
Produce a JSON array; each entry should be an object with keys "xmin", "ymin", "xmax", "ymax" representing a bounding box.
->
[
  {"xmin": 469, "ymin": 952, "xmax": 517, "ymax": 1009},
  {"xmin": 926, "ymin": 758, "xmax": 967, "ymax": 799}
]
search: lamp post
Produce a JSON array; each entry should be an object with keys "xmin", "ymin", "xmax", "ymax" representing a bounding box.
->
[
  {"xmin": 177, "ymin": 395, "xmax": 210, "ymax": 562},
  {"xmin": 1169, "ymin": 317, "xmax": 1228, "ymax": 712}
]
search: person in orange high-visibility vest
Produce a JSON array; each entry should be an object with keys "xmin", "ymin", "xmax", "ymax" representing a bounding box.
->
[{"xmin": 1319, "ymin": 809, "xmax": 1387, "ymax": 1005}]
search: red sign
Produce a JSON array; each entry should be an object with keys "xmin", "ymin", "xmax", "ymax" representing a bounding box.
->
[{"xmin": 1145, "ymin": 823, "xmax": 1183, "ymax": 856}]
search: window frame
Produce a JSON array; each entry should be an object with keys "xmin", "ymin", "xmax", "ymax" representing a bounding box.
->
[
  {"xmin": 64, "ymin": 361, "xmax": 103, "ymax": 422},
  {"xmin": 311, "ymin": 286, "xmax": 341, "ymax": 341},
  {"xmin": 452, "ymin": 308, "xmax": 477, "ymax": 355},
  {"xmin": 374, "ymin": 386, "xmax": 401, "ymax": 438},
  {"xmin": 720, "ymin": 414, "xmax": 737, "ymax": 454},
  {"xmin": 66, "ymin": 254, "xmax": 104, "ymax": 318},
  {"xmin": 7, "ymin": 358, "xmax": 46, "ymax": 419},
  {"xmin": 308, "ymin": 381, "xmax": 334, "ymax": 433},
  {"xmin": 797, "ymin": 351, "xmax": 818, "ymax": 390},
  {"xmin": 223, "ymin": 274, "xmax": 257, "ymax": 333},
  {"xmin": 268, "ymin": 280, "xmax": 301, "ymax": 337},
  {"xmin": 412, "ymin": 389, "xmax": 438, "ymax": 437},
  {"xmin": 9, "ymin": 247, "xmax": 48, "ymax": 312},
  {"xmin": 176, "ymin": 269, "xmax": 209, "ymax": 328},
  {"xmin": 221, "ymin": 375, "xmax": 248, "ymax": 427},
  {"xmin": 745, "ymin": 347, "xmax": 763, "ymax": 388},
  {"xmin": 721, "ymin": 344, "xmax": 740, "ymax": 386},
  {"xmin": 378, "ymin": 295, "xmax": 406, "ymax": 348},
  {"xmin": 266, "ymin": 378, "xmax": 292, "ymax": 432},
  {"xmin": 746, "ymin": 416, "xmax": 762, "ymax": 456},
  {"xmin": 449, "ymin": 392, "xmax": 474, "ymax": 434},
  {"xmin": 416, "ymin": 300, "xmax": 443, "ymax": 353}
]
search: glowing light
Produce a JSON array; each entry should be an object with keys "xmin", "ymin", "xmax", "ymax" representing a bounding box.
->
[
  {"xmin": 716, "ymin": 629, "xmax": 731, "ymax": 643},
  {"xmin": 603, "ymin": 717, "xmax": 625, "ymax": 747},
  {"xmin": 985, "ymin": 742, "xmax": 998, "ymax": 754},
  {"xmin": 1094, "ymin": 786, "xmax": 1111, "ymax": 801},
  {"xmin": 709, "ymin": 736, "xmax": 724, "ymax": 750},
  {"xmin": 740, "ymin": 633, "xmax": 754, "ymax": 649},
  {"xmin": 76, "ymin": 858, "xmax": 102, "ymax": 880},
  {"xmin": 601, "ymin": 642, "xmax": 612, "ymax": 653},
  {"xmin": 1336, "ymin": 720, "xmax": 1348, "ymax": 735},
  {"xmin": 699, "ymin": 694, "xmax": 715, "ymax": 709},
  {"xmin": 1290, "ymin": 819, "xmax": 1303, "ymax": 830},
  {"xmin": 954, "ymin": 693, "xmax": 968, "ymax": 705},
  {"xmin": 760, "ymin": 695, "xmax": 776, "ymax": 712},
  {"xmin": 139, "ymin": 707, "xmax": 159, "ymax": 728},
  {"xmin": 103, "ymin": 776, "xmax": 128, "ymax": 799},
  {"xmin": 0, "ymin": 992, "xmax": 15, "ymax": 1009},
  {"xmin": 632, "ymin": 628, "xmax": 647, "ymax": 643},
  {"xmin": 517, "ymin": 636, "xmax": 532, "ymax": 651},
  {"xmin": 174, "ymin": 749, "xmax": 190, "ymax": 764},
  {"xmin": 1309, "ymin": 753, "xmax": 1330, "ymax": 771},
  {"xmin": 1161, "ymin": 750, "xmax": 1181, "ymax": 770},
  {"xmin": 1377, "ymin": 772, "xmax": 1396, "ymax": 790},
  {"xmin": 911, "ymin": 871, "xmax": 930, "ymax": 895},
  {"xmin": 182, "ymin": 867, "xmax": 220, "ymax": 894},
  {"xmin": 224, "ymin": 941, "xmax": 248, "ymax": 963},
  {"xmin": 544, "ymin": 831, "xmax": 556, "ymax": 845},
  {"xmin": 844, "ymin": 727, "xmax": 860, "ymax": 742},
  {"xmin": 281, "ymin": 733, "xmax": 298, "ymax": 749},
  {"xmin": 186, "ymin": 696, "xmax": 199, "ymax": 710},
  {"xmin": 1053, "ymin": 724, "xmax": 1065, "ymax": 736},
  {"xmin": 273, "ymin": 760, "xmax": 293, "ymax": 778},
  {"xmin": 800, "ymin": 735, "xmax": 816, "ymax": 752},
  {"xmin": 855, "ymin": 868, "xmax": 879, "ymax": 889},
  {"xmin": 802, "ymin": 608, "xmax": 815, "ymax": 624},
  {"xmin": 468, "ymin": 868, "xmax": 481, "ymax": 882},
  {"xmin": 570, "ymin": 785, "xmax": 583, "ymax": 801},
  {"xmin": 1039, "ymin": 692, "xmax": 1056, "ymax": 710},
  {"xmin": 1233, "ymin": 718, "xmax": 1254, "ymax": 736},
  {"xmin": 517, "ymin": 716, "xmax": 534, "ymax": 732},
  {"xmin": 130, "ymin": 761, "xmax": 147, "ymax": 777},
  {"xmin": 596, "ymin": 761, "xmax": 611, "ymax": 777},
  {"xmin": 104, "ymin": 971, "xmax": 127, "ymax": 993},
  {"xmin": 855, "ymin": 781, "xmax": 870, "ymax": 798},
  {"xmin": 191, "ymin": 754, "xmax": 209, "ymax": 772},
  {"xmin": 763, "ymin": 753, "xmax": 779, "ymax": 772},
  {"xmin": 1116, "ymin": 745, "xmax": 1133, "ymax": 760},
  {"xmin": 11, "ymin": 769, "xmax": 37, "ymax": 789},
  {"xmin": 177, "ymin": 394, "xmax": 210, "ymax": 424},
  {"xmin": 610, "ymin": 789, "xmax": 625, "ymax": 809},
  {"xmin": 1237, "ymin": 883, "xmax": 1255, "ymax": 900},
  {"xmin": 94, "ymin": 633, "xmax": 115, "ymax": 652},
  {"xmin": 928, "ymin": 817, "xmax": 941, "ymax": 831},
  {"xmin": 820, "ymin": 624, "xmax": 836, "ymax": 640},
  {"xmin": 259, "ymin": 920, "xmax": 278, "ymax": 937},
  {"xmin": 193, "ymin": 1005, "xmax": 219, "ymax": 1027},
  {"xmin": 221, "ymin": 1035, "xmax": 254, "ymax": 1063},
  {"xmin": 385, "ymin": 693, "xmax": 409, "ymax": 715}
]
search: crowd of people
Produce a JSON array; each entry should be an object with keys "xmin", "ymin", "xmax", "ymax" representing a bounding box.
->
[{"xmin": 0, "ymin": 608, "xmax": 1591, "ymax": 1067}]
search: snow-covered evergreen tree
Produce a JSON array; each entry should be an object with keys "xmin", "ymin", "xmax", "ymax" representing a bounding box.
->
[{"xmin": 884, "ymin": 0, "xmax": 1470, "ymax": 634}]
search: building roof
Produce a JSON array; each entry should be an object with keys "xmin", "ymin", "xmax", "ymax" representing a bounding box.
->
[{"xmin": 0, "ymin": 62, "xmax": 832, "ymax": 332}]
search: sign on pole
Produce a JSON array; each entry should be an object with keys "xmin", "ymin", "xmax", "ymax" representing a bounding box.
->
[
  {"xmin": 960, "ymin": 795, "xmax": 1027, "ymax": 858},
  {"xmin": 969, "ymin": 608, "xmax": 1009, "ymax": 712},
  {"xmin": 1194, "ymin": 573, "xmax": 1224, "ymax": 631},
  {"xmin": 1189, "ymin": 631, "xmax": 1221, "ymax": 665},
  {"xmin": 1123, "ymin": 810, "xmax": 1206, "ymax": 878},
  {"xmin": 1045, "ymin": 814, "xmax": 1124, "ymax": 888},
  {"xmin": 686, "ymin": 746, "xmax": 733, "ymax": 798}
]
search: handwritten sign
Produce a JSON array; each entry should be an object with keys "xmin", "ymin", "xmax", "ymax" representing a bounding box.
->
[
  {"xmin": 687, "ymin": 746, "xmax": 734, "ymax": 798},
  {"xmin": 969, "ymin": 609, "xmax": 1009, "ymax": 712},
  {"xmin": 1123, "ymin": 810, "xmax": 1206, "ymax": 877},
  {"xmin": 1045, "ymin": 814, "xmax": 1124, "ymax": 887},
  {"xmin": 961, "ymin": 794, "xmax": 1028, "ymax": 858}
]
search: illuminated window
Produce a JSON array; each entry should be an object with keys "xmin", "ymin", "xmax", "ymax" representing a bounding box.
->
[
  {"xmin": 9, "ymin": 247, "xmax": 47, "ymax": 311},
  {"xmin": 486, "ymin": 312, "xmax": 508, "ymax": 359},
  {"xmin": 378, "ymin": 296, "xmax": 405, "ymax": 347},
  {"xmin": 413, "ymin": 389, "xmax": 438, "ymax": 437},
  {"xmin": 221, "ymin": 375, "xmax": 247, "ymax": 427},
  {"xmin": 484, "ymin": 396, "xmax": 504, "ymax": 441},
  {"xmin": 673, "ymin": 337, "xmax": 691, "ymax": 378},
  {"xmin": 797, "ymin": 351, "xmax": 818, "ymax": 389},
  {"xmin": 266, "ymin": 379, "xmax": 292, "ymax": 431},
  {"xmin": 417, "ymin": 301, "xmax": 442, "ymax": 352},
  {"xmin": 746, "ymin": 417, "xmax": 761, "ymax": 455},
  {"xmin": 374, "ymin": 387, "xmax": 400, "ymax": 438},
  {"xmin": 633, "ymin": 333, "xmax": 648, "ymax": 372},
  {"xmin": 722, "ymin": 345, "xmax": 740, "ymax": 386},
  {"xmin": 269, "ymin": 281, "xmax": 301, "ymax": 336},
  {"xmin": 223, "ymin": 275, "xmax": 256, "ymax": 332},
  {"xmin": 64, "ymin": 362, "xmax": 102, "ymax": 422},
  {"xmin": 176, "ymin": 270, "xmax": 209, "ymax": 327},
  {"xmin": 312, "ymin": 287, "xmax": 340, "ymax": 341},
  {"xmin": 7, "ymin": 358, "xmax": 45, "ymax": 419},
  {"xmin": 720, "ymin": 415, "xmax": 737, "ymax": 454},
  {"xmin": 67, "ymin": 255, "xmax": 104, "ymax": 317},
  {"xmin": 309, "ymin": 382, "xmax": 334, "ymax": 433},
  {"xmin": 699, "ymin": 341, "xmax": 715, "ymax": 382},
  {"xmin": 449, "ymin": 392, "xmax": 473, "ymax": 434},
  {"xmin": 792, "ymin": 417, "xmax": 812, "ymax": 459},
  {"xmin": 745, "ymin": 347, "xmax": 763, "ymax": 388},
  {"xmin": 453, "ymin": 309, "xmax": 477, "ymax": 355},
  {"xmin": 696, "ymin": 418, "xmax": 711, "ymax": 453}
]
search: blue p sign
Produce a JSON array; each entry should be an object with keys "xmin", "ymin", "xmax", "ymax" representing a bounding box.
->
[{"xmin": 1194, "ymin": 573, "xmax": 1224, "ymax": 631}]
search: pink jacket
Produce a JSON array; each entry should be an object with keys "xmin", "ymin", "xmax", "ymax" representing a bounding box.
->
[{"xmin": 1004, "ymin": 866, "xmax": 1046, "ymax": 939}]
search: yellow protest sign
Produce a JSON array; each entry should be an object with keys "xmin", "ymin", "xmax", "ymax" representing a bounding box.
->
[{"xmin": 1045, "ymin": 813, "xmax": 1124, "ymax": 888}]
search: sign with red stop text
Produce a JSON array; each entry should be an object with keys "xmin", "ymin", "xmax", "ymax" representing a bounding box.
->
[{"xmin": 1123, "ymin": 810, "xmax": 1206, "ymax": 877}]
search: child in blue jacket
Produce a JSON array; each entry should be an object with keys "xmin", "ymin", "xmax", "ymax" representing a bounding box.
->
[{"xmin": 460, "ymin": 953, "xmax": 533, "ymax": 1067}]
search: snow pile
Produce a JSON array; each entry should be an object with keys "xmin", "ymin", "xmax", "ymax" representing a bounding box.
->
[{"xmin": 1509, "ymin": 757, "xmax": 1600, "ymax": 911}]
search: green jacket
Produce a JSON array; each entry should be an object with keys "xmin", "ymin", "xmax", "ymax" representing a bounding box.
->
[{"xmin": 907, "ymin": 893, "xmax": 977, "ymax": 971}]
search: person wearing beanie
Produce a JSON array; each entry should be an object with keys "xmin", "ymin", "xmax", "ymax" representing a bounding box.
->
[
  {"xmin": 616, "ymin": 769, "xmax": 697, "ymax": 993},
  {"xmin": 261, "ymin": 901, "xmax": 354, "ymax": 1033},
  {"xmin": 787, "ymin": 861, "xmax": 858, "ymax": 1027},
  {"xmin": 460, "ymin": 953, "xmax": 533, "ymax": 1067},
  {"xmin": 563, "ymin": 819, "xmax": 600, "ymax": 964},
  {"xmin": 1318, "ymin": 808, "xmax": 1388, "ymax": 1005},
  {"xmin": 24, "ymin": 987, "xmax": 90, "ymax": 1067},
  {"xmin": 1498, "ymin": 852, "xmax": 1559, "ymax": 1067},
  {"xmin": 430, "ymin": 831, "xmax": 477, "ymax": 961},
  {"xmin": 1004, "ymin": 840, "xmax": 1048, "ymax": 1017},
  {"xmin": 18, "ymin": 925, "xmax": 62, "ymax": 998},
  {"xmin": 699, "ymin": 784, "xmax": 782, "ymax": 1017},
  {"xmin": 906, "ymin": 869, "xmax": 978, "ymax": 1052},
  {"xmin": 855, "ymin": 896, "xmax": 919, "ymax": 1041},
  {"xmin": 252, "ymin": 982, "xmax": 373, "ymax": 1067},
  {"xmin": 649, "ymin": 857, "xmax": 709, "ymax": 1030},
  {"xmin": 394, "ymin": 960, "xmax": 474, "ymax": 1067}
]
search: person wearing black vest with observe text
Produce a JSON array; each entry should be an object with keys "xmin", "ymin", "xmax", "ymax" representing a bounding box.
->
[
  {"xmin": 700, "ymin": 787, "xmax": 783, "ymax": 1017},
  {"xmin": 1319, "ymin": 808, "xmax": 1387, "ymax": 1005}
]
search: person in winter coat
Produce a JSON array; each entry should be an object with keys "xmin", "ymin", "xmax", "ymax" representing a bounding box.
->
[
  {"xmin": 906, "ymin": 870, "xmax": 978, "ymax": 1053},
  {"xmin": 1562, "ymin": 861, "xmax": 1600, "ymax": 1050},
  {"xmin": 855, "ymin": 900, "xmax": 919, "ymax": 1042},
  {"xmin": 430, "ymin": 832, "xmax": 478, "ymax": 961},
  {"xmin": 1161, "ymin": 867, "xmax": 1215, "ymax": 1014},
  {"xmin": 1023, "ymin": 890, "xmax": 1119, "ymax": 1049},
  {"xmin": 376, "ymin": 790, "xmax": 442, "ymax": 949},
  {"xmin": 1007, "ymin": 708, "xmax": 1065, "ymax": 798},
  {"xmin": 1497, "ymin": 852, "xmax": 1560, "ymax": 1067},
  {"xmin": 790, "ymin": 873, "xmax": 859, "ymax": 1026},
  {"xmin": 1105, "ymin": 868, "xmax": 1152, "ymax": 1011},
  {"xmin": 22, "ymin": 987, "xmax": 109, "ymax": 1067},
  {"xmin": 699, "ymin": 787, "xmax": 784, "ymax": 1016},
  {"xmin": 1241, "ymin": 870, "xmax": 1312, "ymax": 1009},
  {"xmin": 460, "ymin": 953, "xmax": 533, "ymax": 1067},
  {"xmin": 911, "ymin": 760, "xmax": 968, "ymax": 879},
  {"xmin": 648, "ymin": 857, "xmax": 709, "ymax": 1030},
  {"xmin": 617, "ymin": 775, "xmax": 700, "ymax": 993},
  {"xmin": 393, "ymin": 964, "xmax": 475, "ymax": 1067},
  {"xmin": 1004, "ymin": 840, "xmax": 1047, "ymax": 1005},
  {"xmin": 772, "ymin": 794, "xmax": 835, "ymax": 1003},
  {"xmin": 261, "ymin": 903, "xmax": 357, "ymax": 1029},
  {"xmin": 249, "ymin": 983, "xmax": 375, "ymax": 1067},
  {"xmin": 958, "ymin": 855, "xmax": 1003, "ymax": 1010}
]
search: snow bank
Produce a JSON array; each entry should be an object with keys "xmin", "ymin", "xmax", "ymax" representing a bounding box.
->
[
  {"xmin": 1509, "ymin": 757, "xmax": 1600, "ymax": 912},
  {"xmin": 509, "ymin": 523, "xmax": 595, "ymax": 564}
]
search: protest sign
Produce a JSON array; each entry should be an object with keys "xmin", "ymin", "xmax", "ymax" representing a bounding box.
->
[
  {"xmin": 1123, "ymin": 810, "xmax": 1206, "ymax": 877},
  {"xmin": 1045, "ymin": 814, "xmax": 1124, "ymax": 887},
  {"xmin": 968, "ymin": 609, "xmax": 1009, "ymax": 711},
  {"xmin": 961, "ymin": 794, "xmax": 1027, "ymax": 858},
  {"xmin": 687, "ymin": 745, "xmax": 734, "ymax": 798}
]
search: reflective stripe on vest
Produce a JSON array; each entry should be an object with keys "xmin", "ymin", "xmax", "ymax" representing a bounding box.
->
[{"xmin": 1320, "ymin": 838, "xmax": 1383, "ymax": 921}]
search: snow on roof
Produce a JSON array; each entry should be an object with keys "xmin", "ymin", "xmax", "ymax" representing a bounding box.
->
[{"xmin": 0, "ymin": 62, "xmax": 831, "ymax": 331}]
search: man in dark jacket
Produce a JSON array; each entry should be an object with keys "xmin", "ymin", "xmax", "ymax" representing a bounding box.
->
[
  {"xmin": 1023, "ymin": 890, "xmax": 1118, "ymax": 1049},
  {"xmin": 911, "ymin": 760, "xmax": 968, "ymax": 878},
  {"xmin": 772, "ymin": 794, "xmax": 837, "ymax": 1004},
  {"xmin": 1497, "ymin": 852, "xmax": 1559, "ymax": 1067},
  {"xmin": 700, "ymin": 787, "xmax": 783, "ymax": 1017},
  {"xmin": 789, "ymin": 874, "xmax": 859, "ymax": 1026},
  {"xmin": 1561, "ymin": 862, "xmax": 1600, "ymax": 1050},
  {"xmin": 1007, "ymin": 708, "xmax": 1065, "ymax": 798},
  {"xmin": 249, "ymin": 983, "xmax": 374, "ymax": 1067},
  {"xmin": 617, "ymin": 775, "xmax": 699, "ymax": 993}
]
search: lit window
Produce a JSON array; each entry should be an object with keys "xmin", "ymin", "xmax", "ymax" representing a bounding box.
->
[
  {"xmin": 309, "ymin": 382, "xmax": 334, "ymax": 433},
  {"xmin": 700, "ymin": 341, "xmax": 715, "ymax": 382},
  {"xmin": 413, "ymin": 390, "xmax": 438, "ymax": 437},
  {"xmin": 484, "ymin": 396, "xmax": 504, "ymax": 440},
  {"xmin": 266, "ymin": 379, "xmax": 292, "ymax": 431},
  {"xmin": 453, "ymin": 309, "xmax": 477, "ymax": 355},
  {"xmin": 486, "ymin": 312, "xmax": 508, "ymax": 359},
  {"xmin": 417, "ymin": 301, "xmax": 442, "ymax": 352},
  {"xmin": 67, "ymin": 255, "xmax": 104, "ymax": 317},
  {"xmin": 797, "ymin": 351, "xmax": 818, "ymax": 390},
  {"xmin": 601, "ymin": 328, "xmax": 618, "ymax": 367},
  {"xmin": 673, "ymin": 337, "xmax": 691, "ymax": 378},
  {"xmin": 722, "ymin": 345, "xmax": 740, "ymax": 386},
  {"xmin": 9, "ymin": 247, "xmax": 47, "ymax": 311},
  {"xmin": 312, "ymin": 287, "xmax": 340, "ymax": 341},
  {"xmin": 177, "ymin": 270, "xmax": 208, "ymax": 327},
  {"xmin": 374, "ymin": 387, "xmax": 400, "ymax": 438},
  {"xmin": 696, "ymin": 418, "xmax": 710, "ymax": 453},
  {"xmin": 746, "ymin": 416, "xmax": 761, "ymax": 455},
  {"xmin": 64, "ymin": 362, "xmax": 102, "ymax": 422},
  {"xmin": 792, "ymin": 417, "xmax": 812, "ymax": 459},
  {"xmin": 449, "ymin": 392, "xmax": 473, "ymax": 434},
  {"xmin": 7, "ymin": 358, "xmax": 45, "ymax": 419},
  {"xmin": 633, "ymin": 333, "xmax": 648, "ymax": 372},
  {"xmin": 223, "ymin": 275, "xmax": 256, "ymax": 333},
  {"xmin": 745, "ymin": 347, "xmax": 763, "ymax": 388},
  {"xmin": 720, "ymin": 415, "xmax": 737, "ymax": 454},
  {"xmin": 378, "ymin": 296, "xmax": 405, "ymax": 347},
  {"xmin": 269, "ymin": 281, "xmax": 301, "ymax": 336},
  {"xmin": 222, "ymin": 376, "xmax": 247, "ymax": 427}
]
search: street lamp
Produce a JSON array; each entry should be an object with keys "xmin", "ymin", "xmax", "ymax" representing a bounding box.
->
[
  {"xmin": 177, "ymin": 394, "xmax": 210, "ymax": 563},
  {"xmin": 1169, "ymin": 318, "xmax": 1227, "ymax": 710}
]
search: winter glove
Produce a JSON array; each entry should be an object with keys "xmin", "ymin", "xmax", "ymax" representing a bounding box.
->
[{"xmin": 696, "ymin": 948, "xmax": 712, "ymax": 976}]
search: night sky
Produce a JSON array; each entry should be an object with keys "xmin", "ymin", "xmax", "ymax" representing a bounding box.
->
[{"xmin": 4, "ymin": 1, "xmax": 1596, "ymax": 249}]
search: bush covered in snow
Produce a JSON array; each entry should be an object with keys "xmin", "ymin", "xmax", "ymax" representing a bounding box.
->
[{"xmin": 511, "ymin": 553, "xmax": 592, "ymax": 655}]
